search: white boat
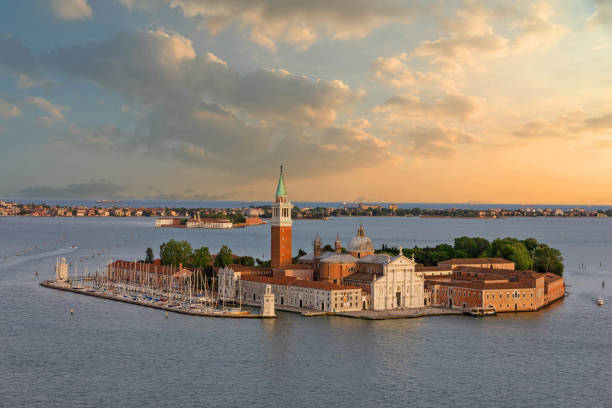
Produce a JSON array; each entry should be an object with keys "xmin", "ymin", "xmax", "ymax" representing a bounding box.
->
[{"xmin": 596, "ymin": 296, "xmax": 604, "ymax": 306}]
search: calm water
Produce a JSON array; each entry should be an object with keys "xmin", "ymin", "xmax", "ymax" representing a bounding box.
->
[{"xmin": 1, "ymin": 216, "xmax": 611, "ymax": 407}]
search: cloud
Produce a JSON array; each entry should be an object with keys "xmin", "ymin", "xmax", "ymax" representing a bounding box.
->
[
  {"xmin": 151, "ymin": 191, "xmax": 234, "ymax": 200},
  {"xmin": 0, "ymin": 99, "xmax": 21, "ymax": 118},
  {"xmin": 117, "ymin": 0, "xmax": 422, "ymax": 51},
  {"xmin": 46, "ymin": 30, "xmax": 359, "ymax": 127},
  {"xmin": 375, "ymin": 93, "xmax": 480, "ymax": 121},
  {"xmin": 26, "ymin": 97, "xmax": 68, "ymax": 126},
  {"xmin": 50, "ymin": 0, "xmax": 93, "ymax": 21},
  {"xmin": 0, "ymin": 35, "xmax": 40, "ymax": 78},
  {"xmin": 587, "ymin": 0, "xmax": 612, "ymax": 27},
  {"xmin": 17, "ymin": 181, "xmax": 124, "ymax": 198},
  {"xmin": 233, "ymin": 69, "xmax": 358, "ymax": 127},
  {"xmin": 17, "ymin": 74, "xmax": 55, "ymax": 89},
  {"xmin": 513, "ymin": 110, "xmax": 612, "ymax": 139},
  {"xmin": 507, "ymin": 1, "xmax": 568, "ymax": 52},
  {"xmin": 411, "ymin": 1, "xmax": 566, "ymax": 72},
  {"xmin": 56, "ymin": 124, "xmax": 143, "ymax": 153},
  {"xmin": 369, "ymin": 53, "xmax": 416, "ymax": 88},
  {"xmin": 394, "ymin": 125, "xmax": 477, "ymax": 157},
  {"xmin": 0, "ymin": 30, "xmax": 391, "ymax": 178}
]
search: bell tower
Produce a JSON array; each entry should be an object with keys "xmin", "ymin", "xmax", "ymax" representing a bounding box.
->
[{"xmin": 271, "ymin": 165, "xmax": 292, "ymax": 268}]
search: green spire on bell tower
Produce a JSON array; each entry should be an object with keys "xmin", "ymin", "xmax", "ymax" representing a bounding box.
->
[{"xmin": 276, "ymin": 165, "xmax": 287, "ymax": 197}]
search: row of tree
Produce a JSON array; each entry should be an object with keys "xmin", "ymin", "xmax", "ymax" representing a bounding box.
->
[
  {"xmin": 376, "ymin": 236, "xmax": 564, "ymax": 276},
  {"xmin": 143, "ymin": 239, "xmax": 237, "ymax": 269}
]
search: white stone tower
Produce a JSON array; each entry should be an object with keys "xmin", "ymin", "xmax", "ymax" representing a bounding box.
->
[{"xmin": 262, "ymin": 284, "xmax": 275, "ymax": 317}]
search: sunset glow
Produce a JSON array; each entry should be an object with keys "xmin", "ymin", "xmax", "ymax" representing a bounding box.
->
[{"xmin": 0, "ymin": 1, "xmax": 611, "ymax": 204}]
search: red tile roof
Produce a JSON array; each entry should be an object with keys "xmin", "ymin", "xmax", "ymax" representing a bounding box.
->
[
  {"xmin": 416, "ymin": 266, "xmax": 452, "ymax": 271},
  {"xmin": 110, "ymin": 260, "xmax": 201, "ymax": 276},
  {"xmin": 227, "ymin": 264, "xmax": 272, "ymax": 274},
  {"xmin": 291, "ymin": 280, "xmax": 361, "ymax": 291},
  {"xmin": 240, "ymin": 275, "xmax": 300, "ymax": 286},
  {"xmin": 273, "ymin": 264, "xmax": 314, "ymax": 270},
  {"xmin": 439, "ymin": 258, "xmax": 514, "ymax": 265},
  {"xmin": 240, "ymin": 275, "xmax": 359, "ymax": 291}
]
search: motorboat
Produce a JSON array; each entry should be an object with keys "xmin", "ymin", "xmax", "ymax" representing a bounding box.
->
[
  {"xmin": 466, "ymin": 306, "xmax": 497, "ymax": 316},
  {"xmin": 596, "ymin": 296, "xmax": 604, "ymax": 306}
]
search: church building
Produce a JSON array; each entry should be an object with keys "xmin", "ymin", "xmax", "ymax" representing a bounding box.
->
[
  {"xmin": 298, "ymin": 225, "xmax": 425, "ymax": 311},
  {"xmin": 217, "ymin": 165, "xmax": 425, "ymax": 312}
]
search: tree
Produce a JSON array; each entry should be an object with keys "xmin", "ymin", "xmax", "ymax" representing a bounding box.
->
[
  {"xmin": 214, "ymin": 245, "xmax": 233, "ymax": 268},
  {"xmin": 145, "ymin": 247, "xmax": 154, "ymax": 263},
  {"xmin": 228, "ymin": 212, "xmax": 246, "ymax": 224},
  {"xmin": 239, "ymin": 256, "xmax": 255, "ymax": 266},
  {"xmin": 485, "ymin": 238, "xmax": 532, "ymax": 270},
  {"xmin": 454, "ymin": 236, "xmax": 490, "ymax": 257},
  {"xmin": 192, "ymin": 246, "xmax": 211, "ymax": 268},
  {"xmin": 256, "ymin": 258, "xmax": 271, "ymax": 267},
  {"xmin": 523, "ymin": 238, "xmax": 539, "ymax": 252},
  {"xmin": 159, "ymin": 239, "xmax": 192, "ymax": 266},
  {"xmin": 533, "ymin": 246, "xmax": 564, "ymax": 276},
  {"xmin": 292, "ymin": 249, "xmax": 307, "ymax": 264}
]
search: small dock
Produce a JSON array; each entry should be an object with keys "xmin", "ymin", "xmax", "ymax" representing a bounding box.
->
[{"xmin": 40, "ymin": 281, "xmax": 275, "ymax": 319}]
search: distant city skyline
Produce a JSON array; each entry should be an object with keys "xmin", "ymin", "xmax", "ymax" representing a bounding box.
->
[{"xmin": 0, "ymin": 1, "xmax": 611, "ymax": 204}]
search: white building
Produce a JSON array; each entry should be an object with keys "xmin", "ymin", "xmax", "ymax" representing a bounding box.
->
[
  {"xmin": 154, "ymin": 217, "xmax": 181, "ymax": 227},
  {"xmin": 185, "ymin": 219, "xmax": 233, "ymax": 228},
  {"xmin": 217, "ymin": 266, "xmax": 362, "ymax": 312},
  {"xmin": 345, "ymin": 250, "xmax": 425, "ymax": 311}
]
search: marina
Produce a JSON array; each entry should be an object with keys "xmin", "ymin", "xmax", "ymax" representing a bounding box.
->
[
  {"xmin": 40, "ymin": 280, "xmax": 271, "ymax": 318},
  {"xmin": 41, "ymin": 257, "xmax": 275, "ymax": 319}
]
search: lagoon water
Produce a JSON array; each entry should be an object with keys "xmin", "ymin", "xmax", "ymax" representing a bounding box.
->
[{"xmin": 1, "ymin": 216, "xmax": 611, "ymax": 407}]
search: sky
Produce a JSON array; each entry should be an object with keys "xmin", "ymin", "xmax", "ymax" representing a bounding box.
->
[{"xmin": 0, "ymin": 0, "xmax": 611, "ymax": 204}]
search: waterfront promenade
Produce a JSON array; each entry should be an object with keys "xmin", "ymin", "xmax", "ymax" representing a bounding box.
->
[{"xmin": 227, "ymin": 299, "xmax": 462, "ymax": 320}]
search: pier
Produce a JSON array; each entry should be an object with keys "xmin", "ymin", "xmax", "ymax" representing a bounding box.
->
[{"xmin": 40, "ymin": 280, "xmax": 275, "ymax": 318}]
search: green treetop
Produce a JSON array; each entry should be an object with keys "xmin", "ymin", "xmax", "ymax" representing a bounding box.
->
[
  {"xmin": 159, "ymin": 239, "xmax": 192, "ymax": 266},
  {"xmin": 214, "ymin": 245, "xmax": 233, "ymax": 268}
]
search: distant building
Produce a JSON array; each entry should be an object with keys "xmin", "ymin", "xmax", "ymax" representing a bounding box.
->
[
  {"xmin": 155, "ymin": 217, "xmax": 185, "ymax": 227},
  {"xmin": 186, "ymin": 218, "xmax": 232, "ymax": 228}
]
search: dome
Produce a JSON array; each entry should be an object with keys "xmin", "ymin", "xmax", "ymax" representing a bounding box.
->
[{"xmin": 348, "ymin": 224, "xmax": 374, "ymax": 253}]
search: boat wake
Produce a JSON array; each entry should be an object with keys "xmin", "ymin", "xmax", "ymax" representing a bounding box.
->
[{"xmin": 0, "ymin": 246, "xmax": 78, "ymax": 270}]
